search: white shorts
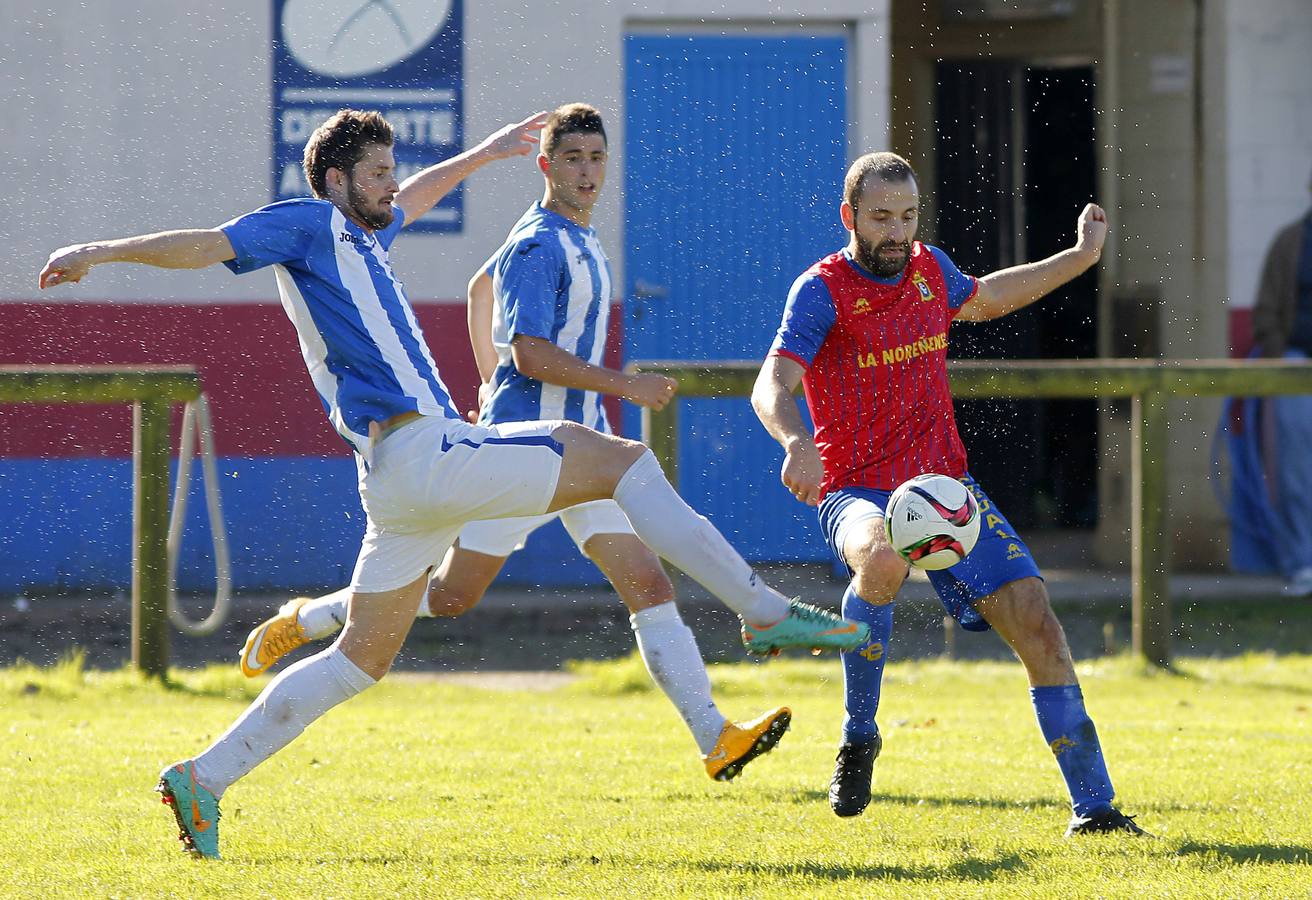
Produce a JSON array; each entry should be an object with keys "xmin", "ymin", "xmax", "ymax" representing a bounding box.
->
[
  {"xmin": 457, "ymin": 499, "xmax": 634, "ymax": 557},
  {"xmin": 350, "ymin": 416, "xmax": 566, "ymax": 593}
]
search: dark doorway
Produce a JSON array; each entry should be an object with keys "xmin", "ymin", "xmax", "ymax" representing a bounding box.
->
[{"xmin": 934, "ymin": 62, "xmax": 1099, "ymax": 528}]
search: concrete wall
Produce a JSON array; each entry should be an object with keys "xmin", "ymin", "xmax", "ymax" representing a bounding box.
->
[
  {"xmin": 2, "ymin": 0, "xmax": 891, "ymax": 306},
  {"xmin": 0, "ymin": 1, "xmax": 894, "ymax": 591},
  {"xmin": 1224, "ymin": 0, "xmax": 1312, "ymax": 316}
]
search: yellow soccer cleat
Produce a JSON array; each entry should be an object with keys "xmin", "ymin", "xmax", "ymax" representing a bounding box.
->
[
  {"xmin": 239, "ymin": 597, "xmax": 311, "ymax": 677},
  {"xmin": 703, "ymin": 707, "xmax": 792, "ymax": 781}
]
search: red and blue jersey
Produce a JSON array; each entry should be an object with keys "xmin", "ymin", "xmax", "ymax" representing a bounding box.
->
[{"xmin": 769, "ymin": 243, "xmax": 978, "ymax": 497}]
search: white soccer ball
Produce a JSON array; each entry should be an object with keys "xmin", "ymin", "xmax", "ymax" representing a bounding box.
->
[{"xmin": 884, "ymin": 474, "xmax": 981, "ymax": 571}]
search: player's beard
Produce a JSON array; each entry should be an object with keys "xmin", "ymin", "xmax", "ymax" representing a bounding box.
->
[
  {"xmin": 347, "ymin": 177, "xmax": 394, "ymax": 231},
  {"xmin": 854, "ymin": 233, "xmax": 911, "ymax": 278}
]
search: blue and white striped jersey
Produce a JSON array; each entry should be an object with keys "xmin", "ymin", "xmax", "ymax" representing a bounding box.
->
[
  {"xmin": 482, "ymin": 203, "xmax": 614, "ymax": 432},
  {"xmin": 220, "ymin": 199, "xmax": 460, "ymax": 459}
]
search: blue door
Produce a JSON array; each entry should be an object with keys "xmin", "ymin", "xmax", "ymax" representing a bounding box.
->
[{"xmin": 624, "ymin": 34, "xmax": 848, "ymax": 560}]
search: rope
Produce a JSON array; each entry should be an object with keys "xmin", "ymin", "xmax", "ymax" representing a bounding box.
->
[{"xmin": 166, "ymin": 393, "xmax": 232, "ymax": 636}]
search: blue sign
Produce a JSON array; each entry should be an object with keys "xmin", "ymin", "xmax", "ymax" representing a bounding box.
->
[{"xmin": 272, "ymin": 0, "xmax": 464, "ymax": 232}]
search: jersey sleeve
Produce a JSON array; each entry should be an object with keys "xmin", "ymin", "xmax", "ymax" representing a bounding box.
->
[
  {"xmin": 768, "ymin": 273, "xmax": 837, "ymax": 367},
  {"xmin": 926, "ymin": 245, "xmax": 979, "ymax": 312},
  {"xmin": 376, "ymin": 205, "xmax": 407, "ymax": 249},
  {"xmin": 496, "ymin": 238, "xmax": 564, "ymax": 341},
  {"xmin": 220, "ymin": 199, "xmax": 326, "ymax": 274}
]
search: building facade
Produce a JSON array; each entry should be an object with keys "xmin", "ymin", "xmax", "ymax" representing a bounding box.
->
[{"xmin": 2, "ymin": 0, "xmax": 1309, "ymax": 591}]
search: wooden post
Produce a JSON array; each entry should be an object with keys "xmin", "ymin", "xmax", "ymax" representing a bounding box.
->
[
  {"xmin": 642, "ymin": 402, "xmax": 681, "ymax": 490},
  {"xmin": 1131, "ymin": 387, "xmax": 1171, "ymax": 667},
  {"xmin": 133, "ymin": 397, "xmax": 172, "ymax": 678}
]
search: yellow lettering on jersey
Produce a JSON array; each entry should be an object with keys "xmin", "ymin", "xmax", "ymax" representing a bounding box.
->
[
  {"xmin": 859, "ymin": 331, "xmax": 949, "ymax": 371},
  {"xmin": 986, "ymin": 513, "xmax": 1004, "ymax": 530}
]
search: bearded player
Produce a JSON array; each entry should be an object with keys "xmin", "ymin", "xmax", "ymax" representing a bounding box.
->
[{"xmin": 752, "ymin": 152, "xmax": 1146, "ymax": 836}]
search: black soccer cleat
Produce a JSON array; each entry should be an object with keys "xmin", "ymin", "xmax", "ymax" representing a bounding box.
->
[
  {"xmin": 1065, "ymin": 806, "xmax": 1150, "ymax": 837},
  {"xmin": 829, "ymin": 733, "xmax": 882, "ymax": 818}
]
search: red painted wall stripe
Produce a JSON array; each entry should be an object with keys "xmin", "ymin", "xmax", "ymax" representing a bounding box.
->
[{"xmin": 0, "ymin": 302, "xmax": 624, "ymax": 458}]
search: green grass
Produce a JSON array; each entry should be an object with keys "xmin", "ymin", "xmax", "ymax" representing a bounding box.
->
[{"xmin": 2, "ymin": 653, "xmax": 1310, "ymax": 898}]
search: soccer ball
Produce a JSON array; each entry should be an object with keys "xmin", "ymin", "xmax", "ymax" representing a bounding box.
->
[{"xmin": 884, "ymin": 474, "xmax": 981, "ymax": 570}]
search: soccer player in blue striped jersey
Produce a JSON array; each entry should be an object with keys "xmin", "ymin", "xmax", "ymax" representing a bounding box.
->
[
  {"xmin": 242, "ymin": 104, "xmax": 793, "ymax": 783},
  {"xmin": 40, "ymin": 107, "xmax": 867, "ymax": 858}
]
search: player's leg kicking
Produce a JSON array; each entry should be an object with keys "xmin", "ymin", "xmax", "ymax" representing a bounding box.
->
[{"xmin": 161, "ymin": 418, "xmax": 864, "ymax": 857}]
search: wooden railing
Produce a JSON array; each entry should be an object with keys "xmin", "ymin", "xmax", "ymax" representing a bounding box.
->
[
  {"xmin": 629, "ymin": 358, "xmax": 1312, "ymax": 667},
  {"xmin": 0, "ymin": 365, "xmax": 201, "ymax": 678}
]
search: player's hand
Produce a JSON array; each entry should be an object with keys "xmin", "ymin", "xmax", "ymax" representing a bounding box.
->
[
  {"xmin": 475, "ymin": 111, "xmax": 549, "ymax": 161},
  {"xmin": 1075, "ymin": 203, "xmax": 1108, "ymax": 266},
  {"xmin": 781, "ymin": 438, "xmax": 824, "ymax": 506},
  {"xmin": 40, "ymin": 244, "xmax": 98, "ymax": 288},
  {"xmin": 624, "ymin": 373, "xmax": 678, "ymax": 410},
  {"xmin": 465, "ymin": 381, "xmax": 493, "ymax": 423}
]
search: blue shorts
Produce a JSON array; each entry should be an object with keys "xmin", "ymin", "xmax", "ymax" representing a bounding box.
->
[{"xmin": 817, "ymin": 473, "xmax": 1042, "ymax": 632}]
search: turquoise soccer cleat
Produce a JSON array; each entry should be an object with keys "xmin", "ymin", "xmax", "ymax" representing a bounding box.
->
[
  {"xmin": 156, "ymin": 761, "xmax": 222, "ymax": 859},
  {"xmin": 740, "ymin": 599, "xmax": 871, "ymax": 656}
]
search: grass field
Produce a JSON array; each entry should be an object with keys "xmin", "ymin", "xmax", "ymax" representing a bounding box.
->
[{"xmin": 3, "ymin": 652, "xmax": 1310, "ymax": 898}]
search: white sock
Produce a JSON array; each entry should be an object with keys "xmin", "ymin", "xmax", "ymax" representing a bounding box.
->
[
  {"xmin": 298, "ymin": 586, "xmax": 432, "ymax": 642},
  {"xmin": 190, "ymin": 645, "xmax": 375, "ymax": 797},
  {"xmin": 296, "ymin": 588, "xmax": 350, "ymax": 640},
  {"xmin": 612, "ymin": 450, "xmax": 790, "ymax": 626},
  {"xmin": 631, "ymin": 603, "xmax": 726, "ymax": 754}
]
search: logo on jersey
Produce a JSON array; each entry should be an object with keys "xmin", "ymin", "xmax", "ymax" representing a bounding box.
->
[
  {"xmin": 855, "ymin": 331, "xmax": 948, "ymax": 369},
  {"xmin": 1006, "ymin": 542, "xmax": 1026, "ymax": 560},
  {"xmin": 853, "ymin": 297, "xmax": 872, "ymax": 315},
  {"xmin": 911, "ymin": 272, "xmax": 935, "ymax": 302}
]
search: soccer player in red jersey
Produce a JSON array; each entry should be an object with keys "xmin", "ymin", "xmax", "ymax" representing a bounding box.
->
[{"xmin": 752, "ymin": 152, "xmax": 1146, "ymax": 836}]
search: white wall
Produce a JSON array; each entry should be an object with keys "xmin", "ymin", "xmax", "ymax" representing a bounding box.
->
[
  {"xmin": 1, "ymin": 0, "xmax": 889, "ymax": 305},
  {"xmin": 1225, "ymin": 0, "xmax": 1312, "ymax": 312}
]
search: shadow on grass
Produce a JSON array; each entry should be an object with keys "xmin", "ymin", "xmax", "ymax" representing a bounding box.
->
[
  {"xmin": 1162, "ymin": 662, "xmax": 1312, "ymax": 699},
  {"xmin": 754, "ymin": 787, "xmax": 1067, "ymax": 812},
  {"xmin": 692, "ymin": 851, "xmax": 1028, "ymax": 883},
  {"xmin": 1175, "ymin": 842, "xmax": 1312, "ymax": 865},
  {"xmin": 0, "ymin": 651, "xmax": 261, "ymax": 702}
]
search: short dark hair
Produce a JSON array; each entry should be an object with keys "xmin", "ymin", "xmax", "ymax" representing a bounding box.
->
[
  {"xmin": 843, "ymin": 152, "xmax": 918, "ymax": 208},
  {"xmin": 542, "ymin": 103, "xmax": 607, "ymax": 158},
  {"xmin": 302, "ymin": 109, "xmax": 394, "ymax": 199}
]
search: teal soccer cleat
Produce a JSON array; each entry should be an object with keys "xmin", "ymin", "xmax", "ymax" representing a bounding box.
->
[
  {"xmin": 157, "ymin": 761, "xmax": 222, "ymax": 859},
  {"xmin": 740, "ymin": 599, "xmax": 871, "ymax": 656}
]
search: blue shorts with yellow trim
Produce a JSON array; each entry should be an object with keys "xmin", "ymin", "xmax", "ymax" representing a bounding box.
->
[{"xmin": 817, "ymin": 473, "xmax": 1042, "ymax": 632}]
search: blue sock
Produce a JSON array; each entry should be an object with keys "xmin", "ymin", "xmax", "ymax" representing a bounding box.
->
[
  {"xmin": 840, "ymin": 586, "xmax": 894, "ymax": 744},
  {"xmin": 1030, "ymin": 685, "xmax": 1115, "ymax": 817}
]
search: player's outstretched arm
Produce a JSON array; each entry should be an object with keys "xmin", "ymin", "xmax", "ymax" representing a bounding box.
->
[
  {"xmin": 512, "ymin": 336, "xmax": 677, "ymax": 410},
  {"xmin": 39, "ymin": 229, "xmax": 236, "ymax": 289},
  {"xmin": 751, "ymin": 355, "xmax": 824, "ymax": 506},
  {"xmin": 957, "ymin": 203, "xmax": 1107, "ymax": 322},
  {"xmin": 394, "ymin": 111, "xmax": 548, "ymax": 225}
]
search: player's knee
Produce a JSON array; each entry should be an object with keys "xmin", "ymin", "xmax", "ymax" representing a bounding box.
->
[
  {"xmin": 553, "ymin": 425, "xmax": 648, "ymax": 498},
  {"xmin": 850, "ymin": 548, "xmax": 908, "ymax": 602},
  {"xmin": 1011, "ymin": 582, "xmax": 1068, "ymax": 655},
  {"xmin": 427, "ymin": 585, "xmax": 481, "ymax": 617}
]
